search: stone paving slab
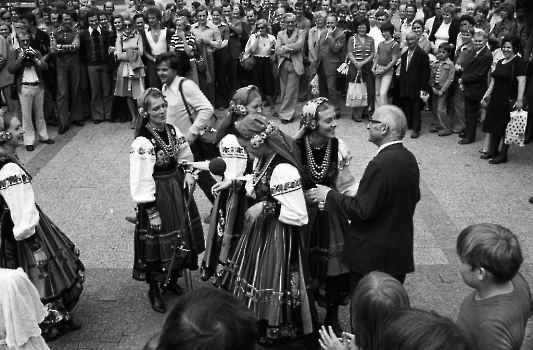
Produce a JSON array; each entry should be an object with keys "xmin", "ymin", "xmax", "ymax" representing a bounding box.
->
[{"xmin": 17, "ymin": 105, "xmax": 533, "ymax": 350}]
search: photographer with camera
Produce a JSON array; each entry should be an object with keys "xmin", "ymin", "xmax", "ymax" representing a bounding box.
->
[{"xmin": 8, "ymin": 31, "xmax": 54, "ymax": 152}]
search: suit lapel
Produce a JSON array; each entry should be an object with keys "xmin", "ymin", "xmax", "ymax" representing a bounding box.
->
[{"xmin": 407, "ymin": 46, "xmax": 418, "ymax": 71}]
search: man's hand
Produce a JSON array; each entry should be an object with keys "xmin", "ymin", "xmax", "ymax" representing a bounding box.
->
[{"xmin": 185, "ymin": 131, "xmax": 197, "ymax": 144}]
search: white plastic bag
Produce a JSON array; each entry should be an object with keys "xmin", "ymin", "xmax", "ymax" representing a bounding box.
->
[{"xmin": 504, "ymin": 109, "xmax": 528, "ymax": 147}]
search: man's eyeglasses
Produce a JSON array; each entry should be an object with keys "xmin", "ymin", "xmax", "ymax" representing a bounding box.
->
[{"xmin": 368, "ymin": 118, "xmax": 385, "ymax": 126}]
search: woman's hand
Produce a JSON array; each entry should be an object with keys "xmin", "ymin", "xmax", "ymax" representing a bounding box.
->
[
  {"xmin": 212, "ymin": 179, "xmax": 232, "ymax": 194},
  {"xmin": 318, "ymin": 326, "xmax": 348, "ymax": 350},
  {"xmin": 33, "ymin": 249, "xmax": 48, "ymax": 267},
  {"xmin": 150, "ymin": 215, "xmax": 162, "ymax": 231},
  {"xmin": 514, "ymin": 99, "xmax": 523, "ymax": 110},
  {"xmin": 245, "ymin": 202, "xmax": 264, "ymax": 222},
  {"xmin": 184, "ymin": 172, "xmax": 195, "ymax": 189}
]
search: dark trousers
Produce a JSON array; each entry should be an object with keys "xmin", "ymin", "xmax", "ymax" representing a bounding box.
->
[
  {"xmin": 403, "ymin": 97, "xmax": 422, "ymax": 132},
  {"xmin": 227, "ymin": 57, "xmax": 241, "ymax": 97},
  {"xmin": 349, "ymin": 271, "xmax": 406, "ymax": 296},
  {"xmin": 56, "ymin": 55, "xmax": 82, "ymax": 126},
  {"xmin": 214, "ymin": 50, "xmax": 230, "ymax": 109},
  {"xmin": 464, "ymin": 97, "xmax": 481, "ymax": 141},
  {"xmin": 189, "ymin": 141, "xmax": 216, "ymax": 204}
]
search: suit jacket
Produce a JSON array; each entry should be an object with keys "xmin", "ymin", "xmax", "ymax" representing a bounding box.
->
[
  {"xmin": 316, "ymin": 27, "xmax": 346, "ymax": 76},
  {"xmin": 227, "ymin": 18, "xmax": 243, "ymax": 60},
  {"xmin": 324, "ymin": 143, "xmax": 420, "ymax": 276},
  {"xmin": 276, "ymin": 28, "xmax": 306, "ymax": 75},
  {"xmin": 461, "ymin": 46, "xmax": 492, "ymax": 101},
  {"xmin": 399, "ymin": 45, "xmax": 430, "ymax": 99},
  {"xmin": 8, "ymin": 49, "xmax": 48, "ymax": 94}
]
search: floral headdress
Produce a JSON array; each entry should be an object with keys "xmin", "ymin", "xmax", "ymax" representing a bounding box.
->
[
  {"xmin": 134, "ymin": 87, "xmax": 164, "ymax": 138},
  {"xmin": 228, "ymin": 100, "xmax": 249, "ymax": 121},
  {"xmin": 235, "ymin": 115, "xmax": 278, "ymax": 148},
  {"xmin": 301, "ymin": 97, "xmax": 328, "ymax": 130},
  {"xmin": 0, "ymin": 131, "xmax": 12, "ymax": 142}
]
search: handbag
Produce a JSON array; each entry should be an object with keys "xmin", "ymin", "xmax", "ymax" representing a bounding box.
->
[
  {"xmin": 310, "ymin": 74, "xmax": 319, "ymax": 95},
  {"xmin": 239, "ymin": 52, "xmax": 255, "ymax": 71},
  {"xmin": 346, "ymin": 69, "xmax": 367, "ymax": 108},
  {"xmin": 504, "ymin": 109, "xmax": 528, "ymax": 147},
  {"xmin": 178, "ymin": 78, "xmax": 221, "ymax": 145}
]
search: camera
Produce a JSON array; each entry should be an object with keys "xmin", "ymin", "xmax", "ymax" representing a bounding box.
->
[{"xmin": 24, "ymin": 48, "xmax": 35, "ymax": 57}]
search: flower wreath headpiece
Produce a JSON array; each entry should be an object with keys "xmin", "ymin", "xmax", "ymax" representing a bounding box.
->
[
  {"xmin": 138, "ymin": 87, "xmax": 163, "ymax": 118},
  {"xmin": 228, "ymin": 100, "xmax": 249, "ymax": 120},
  {"xmin": 250, "ymin": 122, "xmax": 277, "ymax": 148},
  {"xmin": 301, "ymin": 97, "xmax": 328, "ymax": 130},
  {"xmin": 0, "ymin": 131, "xmax": 12, "ymax": 142}
]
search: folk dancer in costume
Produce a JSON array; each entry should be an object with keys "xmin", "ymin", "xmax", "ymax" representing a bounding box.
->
[
  {"xmin": 201, "ymin": 86, "xmax": 262, "ymax": 283},
  {"xmin": 0, "ymin": 111, "xmax": 84, "ymax": 341},
  {"xmin": 221, "ymin": 115, "xmax": 317, "ymax": 346},
  {"xmin": 295, "ymin": 98, "xmax": 358, "ymax": 336},
  {"xmin": 129, "ymin": 88, "xmax": 204, "ymax": 314}
]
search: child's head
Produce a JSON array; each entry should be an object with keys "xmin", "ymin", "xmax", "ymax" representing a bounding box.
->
[
  {"xmin": 456, "ymin": 223, "xmax": 523, "ymax": 284},
  {"xmin": 351, "ymin": 271, "xmax": 410, "ymax": 350},
  {"xmin": 437, "ymin": 42, "xmax": 453, "ymax": 60}
]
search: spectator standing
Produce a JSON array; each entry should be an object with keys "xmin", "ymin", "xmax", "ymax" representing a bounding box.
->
[
  {"xmin": 170, "ymin": 16, "xmax": 198, "ymax": 85},
  {"xmin": 51, "ymin": 11, "xmax": 83, "ymax": 134},
  {"xmin": 488, "ymin": 3, "xmax": 517, "ymax": 48},
  {"xmin": 143, "ymin": 7, "xmax": 170, "ymax": 90},
  {"xmin": 474, "ymin": 4, "xmax": 491, "ymax": 34},
  {"xmin": 8, "ymin": 31, "xmax": 54, "ymax": 151},
  {"xmin": 79, "ymin": 11, "xmax": 113, "ymax": 124},
  {"xmin": 451, "ymin": 27, "xmax": 475, "ymax": 134},
  {"xmin": 398, "ymin": 31, "xmax": 430, "ymax": 139},
  {"xmin": 0, "ymin": 28, "xmax": 18, "ymax": 113},
  {"xmin": 429, "ymin": 43, "xmax": 455, "ymax": 136},
  {"xmin": 225, "ymin": 3, "xmax": 244, "ymax": 96},
  {"xmin": 307, "ymin": 105, "xmax": 420, "ymax": 294},
  {"xmin": 211, "ymin": 7, "xmax": 231, "ymax": 110},
  {"xmin": 457, "ymin": 31, "xmax": 492, "ymax": 145},
  {"xmin": 294, "ymin": 1, "xmax": 312, "ymax": 102},
  {"xmin": 372, "ymin": 22, "xmax": 399, "ymax": 108},
  {"xmin": 275, "ymin": 13, "xmax": 306, "ymax": 124}
]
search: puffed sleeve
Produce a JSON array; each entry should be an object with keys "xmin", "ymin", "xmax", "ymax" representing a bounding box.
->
[
  {"xmin": 172, "ymin": 125, "xmax": 193, "ymax": 163},
  {"xmin": 270, "ymin": 163, "xmax": 308, "ymax": 226},
  {"xmin": 335, "ymin": 139, "xmax": 358, "ymax": 196},
  {"xmin": 130, "ymin": 136, "xmax": 156, "ymax": 204},
  {"xmin": 219, "ymin": 134, "xmax": 247, "ymax": 180},
  {"xmin": 0, "ymin": 163, "xmax": 39, "ymax": 240}
]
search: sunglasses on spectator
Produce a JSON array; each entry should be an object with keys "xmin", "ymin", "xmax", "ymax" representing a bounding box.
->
[{"xmin": 124, "ymin": 23, "xmax": 133, "ymax": 27}]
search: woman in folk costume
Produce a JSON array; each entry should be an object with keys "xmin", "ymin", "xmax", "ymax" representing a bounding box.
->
[
  {"xmin": 221, "ymin": 115, "xmax": 317, "ymax": 346},
  {"xmin": 295, "ymin": 97, "xmax": 358, "ymax": 336},
  {"xmin": 129, "ymin": 88, "xmax": 204, "ymax": 314},
  {"xmin": 201, "ymin": 86, "xmax": 262, "ymax": 283},
  {"xmin": 0, "ymin": 268, "xmax": 50, "ymax": 350},
  {"xmin": 0, "ymin": 112, "xmax": 84, "ymax": 341}
]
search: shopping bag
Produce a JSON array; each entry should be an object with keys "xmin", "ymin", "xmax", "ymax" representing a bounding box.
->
[
  {"xmin": 311, "ymin": 74, "xmax": 319, "ymax": 95},
  {"xmin": 346, "ymin": 70, "xmax": 367, "ymax": 108},
  {"xmin": 504, "ymin": 109, "xmax": 528, "ymax": 147}
]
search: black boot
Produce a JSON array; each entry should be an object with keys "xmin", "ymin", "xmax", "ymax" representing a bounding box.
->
[
  {"xmin": 160, "ymin": 281, "xmax": 184, "ymax": 296},
  {"xmin": 148, "ymin": 280, "xmax": 166, "ymax": 313},
  {"xmin": 323, "ymin": 305, "xmax": 343, "ymax": 337}
]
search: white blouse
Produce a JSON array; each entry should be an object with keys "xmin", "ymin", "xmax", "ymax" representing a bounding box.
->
[
  {"xmin": 129, "ymin": 125, "xmax": 194, "ymax": 204},
  {"xmin": 434, "ymin": 21, "xmax": 451, "ymax": 48},
  {"xmin": 0, "ymin": 163, "xmax": 39, "ymax": 241},
  {"xmin": 218, "ymin": 134, "xmax": 247, "ymax": 180},
  {"xmin": 270, "ymin": 163, "xmax": 308, "ymax": 226}
]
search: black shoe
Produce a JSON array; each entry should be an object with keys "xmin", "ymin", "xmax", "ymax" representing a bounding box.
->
[
  {"xmin": 73, "ymin": 120, "xmax": 84, "ymax": 126},
  {"xmin": 458, "ymin": 138, "xmax": 474, "ymax": 145},
  {"xmin": 281, "ymin": 117, "xmax": 294, "ymax": 124},
  {"xmin": 26, "ymin": 145, "xmax": 35, "ymax": 152},
  {"xmin": 489, "ymin": 155, "xmax": 507, "ymax": 164},
  {"xmin": 480, "ymin": 152, "xmax": 498, "ymax": 160},
  {"xmin": 125, "ymin": 216, "xmax": 136, "ymax": 224},
  {"xmin": 46, "ymin": 120, "xmax": 59, "ymax": 127},
  {"xmin": 529, "ymin": 196, "xmax": 533, "ymax": 204},
  {"xmin": 335, "ymin": 111, "xmax": 341, "ymax": 119},
  {"xmin": 39, "ymin": 139, "xmax": 55, "ymax": 144},
  {"xmin": 411, "ymin": 131, "xmax": 420, "ymax": 139},
  {"xmin": 458, "ymin": 132, "xmax": 467, "ymax": 138},
  {"xmin": 94, "ymin": 120, "xmax": 102, "ymax": 124},
  {"xmin": 429, "ymin": 127, "xmax": 439, "ymax": 133},
  {"xmin": 58, "ymin": 126, "xmax": 69, "ymax": 134},
  {"xmin": 148, "ymin": 282, "xmax": 166, "ymax": 313},
  {"xmin": 161, "ymin": 282, "xmax": 184, "ymax": 295},
  {"xmin": 66, "ymin": 318, "xmax": 82, "ymax": 331}
]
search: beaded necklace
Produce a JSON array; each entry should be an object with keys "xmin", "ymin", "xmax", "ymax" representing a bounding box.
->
[
  {"xmin": 305, "ymin": 135, "xmax": 331, "ymax": 183},
  {"xmin": 252, "ymin": 152, "xmax": 276, "ymax": 187},
  {"xmin": 147, "ymin": 123, "xmax": 176, "ymax": 158}
]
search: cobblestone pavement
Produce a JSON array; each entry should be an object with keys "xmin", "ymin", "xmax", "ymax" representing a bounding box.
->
[{"xmin": 18, "ymin": 103, "xmax": 533, "ymax": 350}]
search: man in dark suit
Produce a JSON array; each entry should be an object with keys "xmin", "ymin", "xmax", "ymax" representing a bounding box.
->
[
  {"xmin": 457, "ymin": 31, "xmax": 492, "ymax": 144},
  {"xmin": 398, "ymin": 31, "xmax": 430, "ymax": 139},
  {"xmin": 316, "ymin": 15, "xmax": 346, "ymax": 118},
  {"xmin": 307, "ymin": 105, "xmax": 421, "ymax": 293}
]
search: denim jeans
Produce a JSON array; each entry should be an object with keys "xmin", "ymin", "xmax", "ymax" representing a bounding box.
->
[{"xmin": 56, "ymin": 54, "xmax": 82, "ymax": 126}]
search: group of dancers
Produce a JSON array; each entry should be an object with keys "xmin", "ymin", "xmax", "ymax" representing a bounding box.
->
[
  {"xmin": 129, "ymin": 84, "xmax": 359, "ymax": 345},
  {"xmin": 0, "ymin": 84, "xmax": 355, "ymax": 346}
]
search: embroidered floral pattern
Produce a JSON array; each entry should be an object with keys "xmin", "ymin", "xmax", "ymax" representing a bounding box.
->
[
  {"xmin": 270, "ymin": 179, "xmax": 301, "ymax": 196},
  {"xmin": 0, "ymin": 173, "xmax": 31, "ymax": 190},
  {"xmin": 220, "ymin": 146, "xmax": 247, "ymax": 159},
  {"xmin": 130, "ymin": 146, "xmax": 155, "ymax": 156},
  {"xmin": 262, "ymin": 201, "xmax": 281, "ymax": 217}
]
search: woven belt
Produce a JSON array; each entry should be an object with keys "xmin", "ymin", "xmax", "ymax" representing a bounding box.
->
[{"xmin": 22, "ymin": 81, "xmax": 39, "ymax": 86}]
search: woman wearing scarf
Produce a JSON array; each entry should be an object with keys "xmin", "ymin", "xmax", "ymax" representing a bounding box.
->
[{"xmin": 221, "ymin": 115, "xmax": 317, "ymax": 346}]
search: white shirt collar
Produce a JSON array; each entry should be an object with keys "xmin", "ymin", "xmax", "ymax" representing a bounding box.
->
[
  {"xmin": 376, "ymin": 140, "xmax": 403, "ymax": 155},
  {"xmin": 88, "ymin": 26, "xmax": 101, "ymax": 35}
]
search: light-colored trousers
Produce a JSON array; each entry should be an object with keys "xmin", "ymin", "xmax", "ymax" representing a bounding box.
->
[
  {"xmin": 374, "ymin": 67, "xmax": 393, "ymax": 108},
  {"xmin": 278, "ymin": 60, "xmax": 300, "ymax": 121},
  {"xmin": 19, "ymin": 85, "xmax": 49, "ymax": 146}
]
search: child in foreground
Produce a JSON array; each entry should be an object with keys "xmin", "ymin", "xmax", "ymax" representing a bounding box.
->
[{"xmin": 456, "ymin": 223, "xmax": 533, "ymax": 350}]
